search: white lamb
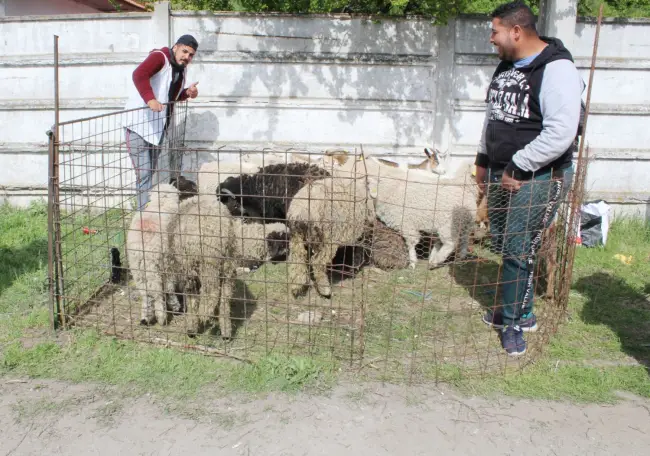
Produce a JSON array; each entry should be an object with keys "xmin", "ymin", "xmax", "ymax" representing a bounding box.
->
[
  {"xmin": 319, "ymin": 151, "xmax": 478, "ymax": 270},
  {"xmin": 125, "ymin": 183, "xmax": 184, "ymax": 325},
  {"xmin": 287, "ymin": 159, "xmax": 375, "ymax": 298},
  {"xmin": 361, "ymin": 156, "xmax": 477, "ymax": 269},
  {"xmin": 164, "ymin": 195, "xmax": 289, "ymax": 338}
]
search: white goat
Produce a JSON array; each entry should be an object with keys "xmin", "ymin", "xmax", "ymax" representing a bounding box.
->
[{"xmin": 363, "ymin": 157, "xmax": 476, "ymax": 268}]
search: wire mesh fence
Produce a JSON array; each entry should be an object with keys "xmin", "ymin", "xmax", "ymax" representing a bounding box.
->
[
  {"xmin": 49, "ymin": 102, "xmax": 589, "ymax": 383},
  {"xmin": 51, "ymin": 101, "xmax": 188, "ymax": 329}
]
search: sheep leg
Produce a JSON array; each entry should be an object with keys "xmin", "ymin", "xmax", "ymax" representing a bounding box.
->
[
  {"xmin": 456, "ymin": 217, "xmax": 472, "ymax": 261},
  {"xmin": 166, "ymin": 288, "xmax": 182, "ymax": 313},
  {"xmin": 311, "ymin": 242, "xmax": 338, "ymax": 298},
  {"xmin": 139, "ymin": 257, "xmax": 166, "ymax": 325},
  {"xmin": 139, "ymin": 295, "xmax": 154, "ymax": 325},
  {"xmin": 150, "ymin": 270, "xmax": 169, "ymax": 325},
  {"xmin": 429, "ymin": 225, "xmax": 455, "ymax": 268},
  {"xmin": 190, "ymin": 257, "xmax": 221, "ymax": 336},
  {"xmin": 404, "ymin": 235, "xmax": 419, "ymax": 269},
  {"xmin": 131, "ymin": 261, "xmax": 155, "ymax": 325},
  {"xmin": 163, "ymin": 271, "xmax": 182, "ymax": 314},
  {"xmin": 185, "ymin": 288, "xmax": 200, "ymax": 336},
  {"xmin": 288, "ymin": 230, "xmax": 311, "ymax": 298},
  {"xmin": 217, "ymin": 269, "xmax": 235, "ymax": 340}
]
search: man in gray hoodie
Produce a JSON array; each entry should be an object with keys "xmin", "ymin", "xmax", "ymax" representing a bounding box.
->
[{"xmin": 474, "ymin": 1, "xmax": 584, "ymax": 356}]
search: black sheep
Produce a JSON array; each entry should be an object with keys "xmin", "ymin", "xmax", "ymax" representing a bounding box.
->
[{"xmin": 215, "ymin": 162, "xmax": 331, "ymax": 223}]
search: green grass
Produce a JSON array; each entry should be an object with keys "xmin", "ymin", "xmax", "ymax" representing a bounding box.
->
[
  {"xmin": 456, "ymin": 216, "xmax": 650, "ymax": 403},
  {"xmin": 57, "ymin": 205, "xmax": 129, "ymax": 314},
  {"xmin": 0, "ymin": 202, "xmax": 49, "ymax": 314},
  {"xmin": 0, "ymin": 202, "xmax": 52, "ymax": 350},
  {"xmin": 1, "ymin": 328, "xmax": 335, "ymax": 398},
  {"xmin": 1, "ymin": 201, "xmax": 649, "ymax": 404}
]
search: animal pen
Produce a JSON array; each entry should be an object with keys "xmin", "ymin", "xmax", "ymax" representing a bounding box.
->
[{"xmin": 45, "ymin": 15, "xmax": 600, "ymax": 383}]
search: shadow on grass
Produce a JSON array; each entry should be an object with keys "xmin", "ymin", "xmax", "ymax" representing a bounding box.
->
[
  {"xmin": 225, "ymin": 279, "xmax": 259, "ymax": 339},
  {"xmin": 179, "ymin": 279, "xmax": 258, "ymax": 340},
  {"xmin": 0, "ymin": 239, "xmax": 48, "ymax": 300},
  {"xmin": 574, "ymin": 272, "xmax": 650, "ymax": 374},
  {"xmin": 450, "ymin": 252, "xmax": 502, "ymax": 314}
]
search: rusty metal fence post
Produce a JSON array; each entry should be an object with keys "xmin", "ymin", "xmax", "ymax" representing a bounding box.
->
[{"xmin": 48, "ymin": 34, "xmax": 65, "ymax": 331}]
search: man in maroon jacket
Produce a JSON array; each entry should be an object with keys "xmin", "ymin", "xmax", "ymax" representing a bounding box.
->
[{"xmin": 123, "ymin": 34, "xmax": 199, "ymax": 210}]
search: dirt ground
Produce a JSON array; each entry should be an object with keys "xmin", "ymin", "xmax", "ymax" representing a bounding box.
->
[{"xmin": 1, "ymin": 379, "xmax": 649, "ymax": 455}]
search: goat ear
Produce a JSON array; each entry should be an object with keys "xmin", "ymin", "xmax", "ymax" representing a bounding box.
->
[
  {"xmin": 423, "ymin": 147, "xmax": 432, "ymax": 158},
  {"xmin": 377, "ymin": 158, "xmax": 399, "ymax": 168}
]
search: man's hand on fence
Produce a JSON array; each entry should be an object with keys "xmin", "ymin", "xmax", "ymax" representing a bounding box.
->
[
  {"xmin": 147, "ymin": 99, "xmax": 164, "ymax": 112},
  {"xmin": 186, "ymin": 81, "xmax": 199, "ymax": 99},
  {"xmin": 501, "ymin": 171, "xmax": 522, "ymax": 192},
  {"xmin": 475, "ymin": 165, "xmax": 487, "ymax": 193}
]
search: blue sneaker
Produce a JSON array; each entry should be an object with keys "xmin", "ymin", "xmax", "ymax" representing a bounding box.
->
[
  {"xmin": 519, "ymin": 312, "xmax": 538, "ymax": 332},
  {"xmin": 482, "ymin": 311, "xmax": 538, "ymax": 332},
  {"xmin": 501, "ymin": 326, "xmax": 527, "ymax": 356},
  {"xmin": 482, "ymin": 310, "xmax": 504, "ymax": 328}
]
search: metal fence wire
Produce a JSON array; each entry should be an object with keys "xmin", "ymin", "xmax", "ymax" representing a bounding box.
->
[{"xmin": 47, "ymin": 99, "xmax": 590, "ymax": 383}]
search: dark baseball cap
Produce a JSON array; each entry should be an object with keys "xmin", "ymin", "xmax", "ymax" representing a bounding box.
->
[{"xmin": 175, "ymin": 34, "xmax": 199, "ymax": 51}]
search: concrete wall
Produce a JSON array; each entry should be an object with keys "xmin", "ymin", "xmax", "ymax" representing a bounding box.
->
[{"xmin": 0, "ymin": 5, "xmax": 649, "ymax": 217}]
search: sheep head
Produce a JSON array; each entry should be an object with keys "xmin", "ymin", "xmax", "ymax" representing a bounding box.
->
[
  {"xmin": 263, "ymin": 223, "xmax": 290, "ymax": 262},
  {"xmin": 215, "ymin": 185, "xmax": 247, "ymax": 217},
  {"xmin": 169, "ymin": 175, "xmax": 198, "ymax": 201}
]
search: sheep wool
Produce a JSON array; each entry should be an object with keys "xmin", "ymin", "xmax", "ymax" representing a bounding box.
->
[
  {"xmin": 215, "ymin": 162, "xmax": 331, "ymax": 222},
  {"xmin": 287, "ymin": 166, "xmax": 375, "ymax": 298},
  {"xmin": 164, "ymin": 195, "xmax": 288, "ymax": 338},
  {"xmin": 126, "ymin": 183, "xmax": 184, "ymax": 325},
  {"xmin": 363, "ymin": 159, "xmax": 477, "ymax": 269}
]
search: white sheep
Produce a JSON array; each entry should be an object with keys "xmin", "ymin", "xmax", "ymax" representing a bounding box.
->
[
  {"xmin": 164, "ymin": 195, "xmax": 289, "ymax": 338},
  {"xmin": 361, "ymin": 156, "xmax": 477, "ymax": 269},
  {"xmin": 321, "ymin": 151, "xmax": 478, "ymax": 269},
  {"xmin": 125, "ymin": 182, "xmax": 184, "ymax": 325},
  {"xmin": 287, "ymin": 159, "xmax": 375, "ymax": 298}
]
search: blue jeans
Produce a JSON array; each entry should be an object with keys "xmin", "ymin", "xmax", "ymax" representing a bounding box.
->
[
  {"xmin": 487, "ymin": 166, "xmax": 574, "ymax": 326},
  {"xmin": 126, "ymin": 128, "xmax": 161, "ymax": 211}
]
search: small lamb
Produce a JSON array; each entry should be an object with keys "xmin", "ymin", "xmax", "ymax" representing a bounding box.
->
[
  {"xmin": 363, "ymin": 157, "xmax": 477, "ymax": 269},
  {"xmin": 164, "ymin": 195, "xmax": 289, "ymax": 338}
]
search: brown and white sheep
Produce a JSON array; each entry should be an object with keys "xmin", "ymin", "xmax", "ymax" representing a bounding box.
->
[
  {"xmin": 286, "ymin": 161, "xmax": 376, "ymax": 298},
  {"xmin": 163, "ymin": 195, "xmax": 289, "ymax": 338}
]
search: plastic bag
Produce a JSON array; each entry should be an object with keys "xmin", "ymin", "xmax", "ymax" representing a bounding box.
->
[{"xmin": 578, "ymin": 200, "xmax": 610, "ymax": 247}]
